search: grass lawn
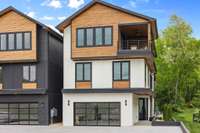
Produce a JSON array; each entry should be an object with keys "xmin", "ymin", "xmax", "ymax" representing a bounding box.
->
[{"xmin": 173, "ymin": 108, "xmax": 200, "ymax": 133}]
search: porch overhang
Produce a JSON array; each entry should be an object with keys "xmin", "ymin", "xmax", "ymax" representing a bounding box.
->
[{"xmin": 62, "ymin": 88, "xmax": 153, "ymax": 95}]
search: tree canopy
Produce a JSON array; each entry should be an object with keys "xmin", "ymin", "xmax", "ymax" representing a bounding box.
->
[{"xmin": 155, "ymin": 15, "xmax": 200, "ymax": 111}]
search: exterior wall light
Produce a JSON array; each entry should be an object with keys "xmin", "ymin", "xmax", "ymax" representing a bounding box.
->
[
  {"xmin": 67, "ymin": 100, "xmax": 70, "ymax": 106},
  {"xmin": 125, "ymin": 100, "xmax": 127, "ymax": 106}
]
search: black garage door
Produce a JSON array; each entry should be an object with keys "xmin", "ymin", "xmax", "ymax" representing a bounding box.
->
[
  {"xmin": 74, "ymin": 102, "xmax": 120, "ymax": 126},
  {"xmin": 0, "ymin": 103, "xmax": 39, "ymax": 125}
]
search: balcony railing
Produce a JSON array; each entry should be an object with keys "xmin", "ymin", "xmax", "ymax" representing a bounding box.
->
[{"xmin": 120, "ymin": 39, "xmax": 149, "ymax": 50}]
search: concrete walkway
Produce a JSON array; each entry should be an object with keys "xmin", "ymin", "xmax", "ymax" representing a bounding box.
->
[{"xmin": 0, "ymin": 125, "xmax": 183, "ymax": 133}]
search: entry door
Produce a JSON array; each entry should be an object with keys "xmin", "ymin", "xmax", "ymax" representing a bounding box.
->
[{"xmin": 138, "ymin": 98, "xmax": 148, "ymax": 120}]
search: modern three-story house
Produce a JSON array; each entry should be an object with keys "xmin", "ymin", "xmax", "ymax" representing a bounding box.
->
[
  {"xmin": 0, "ymin": 7, "xmax": 63, "ymax": 125},
  {"xmin": 57, "ymin": 0, "xmax": 158, "ymax": 126}
]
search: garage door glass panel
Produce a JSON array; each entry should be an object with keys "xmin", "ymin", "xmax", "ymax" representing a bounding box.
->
[
  {"xmin": 0, "ymin": 103, "xmax": 38, "ymax": 125},
  {"xmin": 74, "ymin": 102, "xmax": 120, "ymax": 126}
]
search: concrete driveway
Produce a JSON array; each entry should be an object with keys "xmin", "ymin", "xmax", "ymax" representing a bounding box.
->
[{"xmin": 0, "ymin": 125, "xmax": 183, "ymax": 133}]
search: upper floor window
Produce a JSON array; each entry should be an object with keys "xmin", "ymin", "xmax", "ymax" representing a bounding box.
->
[
  {"xmin": 77, "ymin": 26, "xmax": 112, "ymax": 47},
  {"xmin": 0, "ymin": 32, "xmax": 31, "ymax": 51},
  {"xmin": 23, "ymin": 65, "xmax": 36, "ymax": 82},
  {"xmin": 76, "ymin": 63, "xmax": 91, "ymax": 81},
  {"xmin": 113, "ymin": 61, "xmax": 130, "ymax": 81},
  {"xmin": 0, "ymin": 66, "xmax": 2, "ymax": 83}
]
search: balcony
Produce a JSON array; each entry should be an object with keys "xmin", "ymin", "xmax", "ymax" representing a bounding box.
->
[{"xmin": 117, "ymin": 23, "xmax": 155, "ymax": 57}]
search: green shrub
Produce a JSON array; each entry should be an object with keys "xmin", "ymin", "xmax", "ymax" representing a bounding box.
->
[
  {"xmin": 163, "ymin": 104, "xmax": 173, "ymax": 120},
  {"xmin": 172, "ymin": 104, "xmax": 184, "ymax": 113}
]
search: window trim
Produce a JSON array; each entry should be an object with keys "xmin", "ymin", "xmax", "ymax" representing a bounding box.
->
[
  {"xmin": 113, "ymin": 61, "xmax": 130, "ymax": 81},
  {"xmin": 75, "ymin": 62, "xmax": 92, "ymax": 82},
  {"xmin": 76, "ymin": 26, "xmax": 113, "ymax": 48},
  {"xmin": 0, "ymin": 31, "xmax": 32, "ymax": 51},
  {"xmin": 23, "ymin": 65, "xmax": 36, "ymax": 83}
]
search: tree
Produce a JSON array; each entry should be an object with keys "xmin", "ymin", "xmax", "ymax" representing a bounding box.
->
[{"xmin": 155, "ymin": 15, "xmax": 200, "ymax": 110}]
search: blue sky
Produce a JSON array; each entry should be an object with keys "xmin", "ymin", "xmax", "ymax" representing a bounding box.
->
[{"xmin": 0, "ymin": 0, "xmax": 199, "ymax": 38}]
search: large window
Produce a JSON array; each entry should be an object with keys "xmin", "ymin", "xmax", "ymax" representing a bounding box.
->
[
  {"xmin": 0, "ymin": 103, "xmax": 39, "ymax": 125},
  {"xmin": 113, "ymin": 61, "xmax": 130, "ymax": 81},
  {"xmin": 74, "ymin": 102, "xmax": 120, "ymax": 126},
  {"xmin": 23, "ymin": 65, "xmax": 36, "ymax": 82},
  {"xmin": 0, "ymin": 32, "xmax": 31, "ymax": 51},
  {"xmin": 76, "ymin": 63, "xmax": 91, "ymax": 81},
  {"xmin": 0, "ymin": 67, "xmax": 2, "ymax": 83},
  {"xmin": 77, "ymin": 27, "xmax": 112, "ymax": 47}
]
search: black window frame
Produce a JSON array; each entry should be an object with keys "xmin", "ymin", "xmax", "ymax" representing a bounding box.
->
[
  {"xmin": 0, "ymin": 31, "xmax": 32, "ymax": 51},
  {"xmin": 23, "ymin": 65, "xmax": 36, "ymax": 83},
  {"xmin": 76, "ymin": 26, "xmax": 113, "ymax": 47},
  {"xmin": 75, "ymin": 62, "xmax": 92, "ymax": 82},
  {"xmin": 0, "ymin": 103, "xmax": 39, "ymax": 125},
  {"xmin": 0, "ymin": 66, "xmax": 2, "ymax": 84},
  {"xmin": 74, "ymin": 102, "xmax": 121, "ymax": 126},
  {"xmin": 113, "ymin": 61, "xmax": 130, "ymax": 81}
]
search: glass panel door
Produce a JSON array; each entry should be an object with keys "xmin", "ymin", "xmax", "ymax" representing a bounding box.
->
[{"xmin": 138, "ymin": 98, "xmax": 148, "ymax": 120}]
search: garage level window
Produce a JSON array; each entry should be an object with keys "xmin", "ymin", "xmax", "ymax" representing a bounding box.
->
[
  {"xmin": 77, "ymin": 26, "xmax": 112, "ymax": 47},
  {"xmin": 75, "ymin": 63, "xmax": 91, "ymax": 81},
  {"xmin": 74, "ymin": 102, "xmax": 120, "ymax": 126},
  {"xmin": 23, "ymin": 65, "xmax": 36, "ymax": 82},
  {"xmin": 0, "ymin": 32, "xmax": 31, "ymax": 51},
  {"xmin": 113, "ymin": 61, "xmax": 130, "ymax": 81}
]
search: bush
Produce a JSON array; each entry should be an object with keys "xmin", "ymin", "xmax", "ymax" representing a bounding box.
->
[
  {"xmin": 163, "ymin": 104, "xmax": 173, "ymax": 120},
  {"xmin": 172, "ymin": 104, "xmax": 184, "ymax": 113}
]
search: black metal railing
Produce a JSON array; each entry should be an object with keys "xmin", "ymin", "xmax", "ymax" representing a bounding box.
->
[{"xmin": 120, "ymin": 39, "xmax": 149, "ymax": 50}]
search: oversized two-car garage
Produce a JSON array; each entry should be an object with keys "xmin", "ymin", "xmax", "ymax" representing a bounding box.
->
[{"xmin": 74, "ymin": 102, "xmax": 120, "ymax": 126}]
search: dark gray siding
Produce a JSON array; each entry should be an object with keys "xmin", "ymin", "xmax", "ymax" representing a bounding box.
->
[
  {"xmin": 2, "ymin": 64, "xmax": 22, "ymax": 89},
  {"xmin": 47, "ymin": 33, "xmax": 63, "ymax": 122},
  {"xmin": 36, "ymin": 26, "xmax": 49, "ymax": 89}
]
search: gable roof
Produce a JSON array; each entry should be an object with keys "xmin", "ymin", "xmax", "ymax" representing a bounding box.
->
[
  {"xmin": 56, "ymin": 0, "xmax": 158, "ymax": 38},
  {"xmin": 0, "ymin": 6, "xmax": 63, "ymax": 40}
]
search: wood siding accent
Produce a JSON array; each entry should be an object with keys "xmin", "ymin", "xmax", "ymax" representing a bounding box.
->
[
  {"xmin": 0, "ymin": 11, "xmax": 37, "ymax": 63},
  {"xmin": 76, "ymin": 82, "xmax": 92, "ymax": 89},
  {"xmin": 113, "ymin": 81, "xmax": 130, "ymax": 89},
  {"xmin": 22, "ymin": 83, "xmax": 37, "ymax": 89},
  {"xmin": 71, "ymin": 3, "xmax": 147, "ymax": 59}
]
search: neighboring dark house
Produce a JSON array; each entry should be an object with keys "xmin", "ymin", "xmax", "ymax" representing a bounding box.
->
[{"xmin": 0, "ymin": 7, "xmax": 63, "ymax": 125}]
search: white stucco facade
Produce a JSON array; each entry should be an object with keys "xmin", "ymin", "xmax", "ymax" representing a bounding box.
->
[{"xmin": 63, "ymin": 26, "xmax": 154, "ymax": 126}]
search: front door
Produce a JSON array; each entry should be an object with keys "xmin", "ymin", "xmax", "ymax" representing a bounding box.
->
[{"xmin": 138, "ymin": 98, "xmax": 148, "ymax": 120}]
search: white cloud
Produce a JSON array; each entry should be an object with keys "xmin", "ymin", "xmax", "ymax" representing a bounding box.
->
[
  {"xmin": 41, "ymin": 0, "xmax": 62, "ymax": 9},
  {"xmin": 129, "ymin": 1, "xmax": 137, "ymax": 8},
  {"xmin": 129, "ymin": 0, "xmax": 150, "ymax": 8},
  {"xmin": 41, "ymin": 16, "xmax": 55, "ymax": 20},
  {"xmin": 67, "ymin": 0, "xmax": 85, "ymax": 9},
  {"xmin": 27, "ymin": 11, "xmax": 36, "ymax": 18},
  {"xmin": 57, "ymin": 16, "xmax": 66, "ymax": 21}
]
